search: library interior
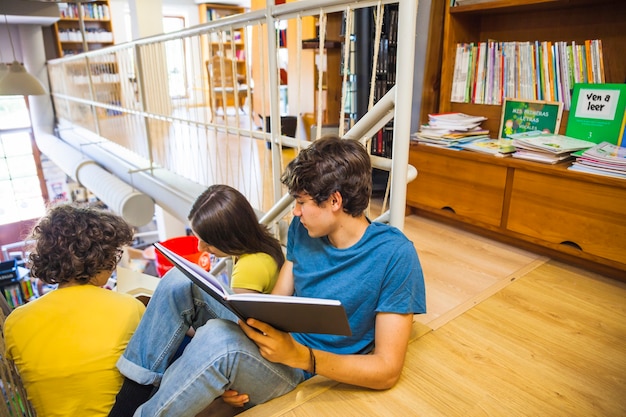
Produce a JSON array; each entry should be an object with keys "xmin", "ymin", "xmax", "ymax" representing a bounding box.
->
[{"xmin": 0, "ymin": 0, "xmax": 625, "ymax": 416}]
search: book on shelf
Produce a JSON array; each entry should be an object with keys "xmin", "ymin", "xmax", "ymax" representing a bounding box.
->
[
  {"xmin": 428, "ymin": 112, "xmax": 487, "ymax": 126},
  {"xmin": 508, "ymin": 131, "xmax": 596, "ymax": 154},
  {"xmin": 618, "ymin": 109, "xmax": 626, "ymax": 147},
  {"xmin": 565, "ymin": 83, "xmax": 626, "ymax": 145},
  {"xmin": 450, "ymin": 39, "xmax": 606, "ymax": 109},
  {"xmin": 512, "ymin": 149, "xmax": 574, "ymax": 164},
  {"xmin": 576, "ymin": 141, "xmax": 626, "ymax": 167},
  {"xmin": 153, "ymin": 243, "xmax": 352, "ymax": 336},
  {"xmin": 459, "ymin": 138, "xmax": 514, "ymax": 156},
  {"xmin": 499, "ymin": 98, "xmax": 563, "ymax": 139},
  {"xmin": 569, "ymin": 142, "xmax": 626, "ymax": 178}
]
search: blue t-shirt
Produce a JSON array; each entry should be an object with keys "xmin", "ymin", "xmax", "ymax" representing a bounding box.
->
[{"xmin": 288, "ymin": 216, "xmax": 426, "ymax": 355}]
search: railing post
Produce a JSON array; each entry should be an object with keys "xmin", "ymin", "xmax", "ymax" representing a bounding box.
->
[
  {"xmin": 265, "ymin": 0, "xmax": 284, "ymax": 204},
  {"xmin": 389, "ymin": 0, "xmax": 418, "ymax": 230}
]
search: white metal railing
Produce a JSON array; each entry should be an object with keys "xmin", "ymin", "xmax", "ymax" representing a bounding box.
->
[{"xmin": 46, "ymin": 0, "xmax": 418, "ymax": 230}]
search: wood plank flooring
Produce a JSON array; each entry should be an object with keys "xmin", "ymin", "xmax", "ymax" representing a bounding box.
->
[{"xmin": 237, "ymin": 213, "xmax": 626, "ymax": 417}]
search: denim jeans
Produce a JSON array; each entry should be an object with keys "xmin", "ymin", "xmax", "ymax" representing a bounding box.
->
[{"xmin": 116, "ymin": 268, "xmax": 306, "ymax": 417}]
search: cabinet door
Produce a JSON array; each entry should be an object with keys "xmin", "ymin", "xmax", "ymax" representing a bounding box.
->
[
  {"xmin": 507, "ymin": 170, "xmax": 626, "ymax": 265},
  {"xmin": 407, "ymin": 148, "xmax": 508, "ymax": 227}
]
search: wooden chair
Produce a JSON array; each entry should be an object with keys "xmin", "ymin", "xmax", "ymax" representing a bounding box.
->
[
  {"xmin": 0, "ymin": 296, "xmax": 36, "ymax": 417},
  {"xmin": 206, "ymin": 56, "xmax": 249, "ymax": 117}
]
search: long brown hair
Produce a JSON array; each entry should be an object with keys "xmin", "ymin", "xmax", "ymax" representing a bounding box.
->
[{"xmin": 188, "ymin": 185, "xmax": 285, "ymax": 270}]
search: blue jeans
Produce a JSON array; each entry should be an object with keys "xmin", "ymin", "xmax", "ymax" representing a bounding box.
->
[{"xmin": 116, "ymin": 268, "xmax": 306, "ymax": 417}]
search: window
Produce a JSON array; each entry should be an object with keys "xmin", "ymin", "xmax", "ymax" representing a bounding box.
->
[
  {"xmin": 163, "ymin": 16, "xmax": 188, "ymax": 99},
  {"xmin": 0, "ymin": 97, "xmax": 46, "ymax": 225}
]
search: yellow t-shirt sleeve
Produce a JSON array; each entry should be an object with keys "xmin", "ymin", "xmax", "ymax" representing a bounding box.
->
[{"xmin": 230, "ymin": 253, "xmax": 279, "ymax": 294}]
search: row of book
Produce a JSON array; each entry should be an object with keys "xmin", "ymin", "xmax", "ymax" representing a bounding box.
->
[
  {"xmin": 2, "ymin": 279, "xmax": 36, "ymax": 310},
  {"xmin": 59, "ymin": 3, "xmax": 111, "ymax": 20},
  {"xmin": 450, "ymin": 39, "xmax": 605, "ymax": 110}
]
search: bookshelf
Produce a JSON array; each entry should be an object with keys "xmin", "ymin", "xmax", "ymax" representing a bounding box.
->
[
  {"xmin": 370, "ymin": 4, "xmax": 398, "ymax": 158},
  {"xmin": 198, "ymin": 3, "xmax": 247, "ymax": 108},
  {"xmin": 52, "ymin": 0, "xmax": 114, "ymax": 57},
  {"xmin": 407, "ymin": 0, "xmax": 626, "ymax": 279},
  {"xmin": 437, "ymin": 0, "xmax": 625, "ymax": 135},
  {"xmin": 51, "ymin": 0, "xmax": 121, "ymax": 122},
  {"xmin": 302, "ymin": 12, "xmax": 344, "ymax": 128}
]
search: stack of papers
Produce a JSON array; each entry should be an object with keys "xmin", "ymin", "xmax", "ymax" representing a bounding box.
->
[
  {"xmin": 508, "ymin": 131, "xmax": 596, "ymax": 164},
  {"xmin": 412, "ymin": 113, "xmax": 489, "ymax": 148},
  {"xmin": 568, "ymin": 142, "xmax": 626, "ymax": 179}
]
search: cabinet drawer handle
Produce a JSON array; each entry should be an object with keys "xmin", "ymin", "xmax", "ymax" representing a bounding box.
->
[
  {"xmin": 441, "ymin": 206, "xmax": 456, "ymax": 214},
  {"xmin": 560, "ymin": 241, "xmax": 582, "ymax": 251}
]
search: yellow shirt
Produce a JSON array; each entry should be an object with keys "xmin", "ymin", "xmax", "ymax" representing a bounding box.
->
[
  {"xmin": 4, "ymin": 285, "xmax": 145, "ymax": 417},
  {"xmin": 230, "ymin": 252, "xmax": 279, "ymax": 293}
]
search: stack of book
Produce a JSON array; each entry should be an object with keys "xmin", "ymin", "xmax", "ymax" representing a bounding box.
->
[
  {"xmin": 568, "ymin": 142, "xmax": 626, "ymax": 179},
  {"xmin": 458, "ymin": 138, "xmax": 516, "ymax": 157},
  {"xmin": 412, "ymin": 113, "xmax": 489, "ymax": 148},
  {"xmin": 508, "ymin": 131, "xmax": 596, "ymax": 164}
]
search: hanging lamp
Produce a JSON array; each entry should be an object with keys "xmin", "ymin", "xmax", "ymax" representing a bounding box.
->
[{"xmin": 0, "ymin": 14, "xmax": 46, "ymax": 96}]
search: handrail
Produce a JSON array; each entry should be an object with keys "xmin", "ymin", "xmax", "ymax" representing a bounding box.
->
[{"xmin": 45, "ymin": 0, "xmax": 419, "ymax": 233}]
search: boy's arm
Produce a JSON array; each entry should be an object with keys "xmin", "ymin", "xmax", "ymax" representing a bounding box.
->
[
  {"xmin": 270, "ymin": 260, "xmax": 295, "ymax": 296},
  {"xmin": 242, "ymin": 311, "xmax": 414, "ymax": 390}
]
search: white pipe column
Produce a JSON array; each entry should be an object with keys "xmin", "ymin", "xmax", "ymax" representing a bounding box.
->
[
  {"xmin": 389, "ymin": 0, "xmax": 419, "ymax": 230},
  {"xmin": 35, "ymin": 132, "xmax": 155, "ymax": 227}
]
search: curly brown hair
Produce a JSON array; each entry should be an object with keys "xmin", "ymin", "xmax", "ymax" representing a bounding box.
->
[
  {"xmin": 27, "ymin": 204, "xmax": 135, "ymax": 285},
  {"xmin": 280, "ymin": 136, "xmax": 372, "ymax": 216}
]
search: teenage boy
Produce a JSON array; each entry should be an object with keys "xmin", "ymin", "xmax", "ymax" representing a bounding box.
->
[{"xmin": 109, "ymin": 136, "xmax": 426, "ymax": 417}]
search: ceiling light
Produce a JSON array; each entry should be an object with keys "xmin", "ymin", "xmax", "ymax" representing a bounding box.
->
[{"xmin": 0, "ymin": 14, "xmax": 46, "ymax": 96}]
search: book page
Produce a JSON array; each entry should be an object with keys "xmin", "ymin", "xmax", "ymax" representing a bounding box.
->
[
  {"xmin": 227, "ymin": 292, "xmax": 341, "ymax": 305},
  {"xmin": 153, "ymin": 243, "xmax": 227, "ymax": 298}
]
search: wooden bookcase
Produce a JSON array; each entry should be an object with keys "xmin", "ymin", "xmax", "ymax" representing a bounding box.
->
[
  {"xmin": 302, "ymin": 12, "xmax": 344, "ymax": 128},
  {"xmin": 52, "ymin": 0, "xmax": 114, "ymax": 57},
  {"xmin": 407, "ymin": 0, "xmax": 626, "ymax": 280},
  {"xmin": 51, "ymin": 0, "xmax": 121, "ymax": 123},
  {"xmin": 436, "ymin": 0, "xmax": 626, "ymax": 134},
  {"xmin": 198, "ymin": 3, "xmax": 247, "ymax": 108}
]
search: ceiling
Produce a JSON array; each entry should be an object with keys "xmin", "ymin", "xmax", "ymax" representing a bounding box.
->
[{"xmin": 0, "ymin": 2, "xmax": 60, "ymax": 26}]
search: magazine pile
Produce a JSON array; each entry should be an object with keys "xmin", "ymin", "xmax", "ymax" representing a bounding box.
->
[
  {"xmin": 568, "ymin": 142, "xmax": 626, "ymax": 179},
  {"xmin": 412, "ymin": 113, "xmax": 489, "ymax": 148},
  {"xmin": 508, "ymin": 131, "xmax": 596, "ymax": 164}
]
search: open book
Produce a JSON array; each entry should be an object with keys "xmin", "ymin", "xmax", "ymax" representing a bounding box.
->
[{"xmin": 154, "ymin": 243, "xmax": 352, "ymax": 336}]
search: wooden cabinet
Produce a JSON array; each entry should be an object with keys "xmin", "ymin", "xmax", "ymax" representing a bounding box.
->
[
  {"xmin": 507, "ymin": 170, "xmax": 626, "ymax": 267},
  {"xmin": 52, "ymin": 0, "xmax": 114, "ymax": 57},
  {"xmin": 406, "ymin": 147, "xmax": 508, "ymax": 227},
  {"xmin": 406, "ymin": 0, "xmax": 626, "ymax": 280},
  {"xmin": 407, "ymin": 144, "xmax": 626, "ymax": 278}
]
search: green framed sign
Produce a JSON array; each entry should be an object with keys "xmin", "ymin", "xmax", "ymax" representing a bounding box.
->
[{"xmin": 499, "ymin": 98, "xmax": 564, "ymax": 139}]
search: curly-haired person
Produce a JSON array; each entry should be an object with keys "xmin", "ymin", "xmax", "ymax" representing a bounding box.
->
[{"xmin": 4, "ymin": 204, "xmax": 146, "ymax": 417}]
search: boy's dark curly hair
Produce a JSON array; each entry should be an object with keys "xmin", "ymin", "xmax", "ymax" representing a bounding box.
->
[
  {"xmin": 281, "ymin": 136, "xmax": 372, "ymax": 216},
  {"xmin": 27, "ymin": 204, "xmax": 134, "ymax": 285}
]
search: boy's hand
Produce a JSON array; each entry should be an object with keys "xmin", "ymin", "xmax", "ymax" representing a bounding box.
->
[
  {"xmin": 239, "ymin": 319, "xmax": 310, "ymax": 371},
  {"xmin": 221, "ymin": 390, "xmax": 249, "ymax": 408}
]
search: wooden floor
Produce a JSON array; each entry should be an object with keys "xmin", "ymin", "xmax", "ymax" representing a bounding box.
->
[{"xmin": 237, "ymin": 213, "xmax": 626, "ymax": 417}]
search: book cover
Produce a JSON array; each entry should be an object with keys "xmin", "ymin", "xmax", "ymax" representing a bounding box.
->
[
  {"xmin": 565, "ymin": 83, "xmax": 626, "ymax": 145},
  {"xmin": 154, "ymin": 243, "xmax": 352, "ymax": 336},
  {"xmin": 459, "ymin": 138, "xmax": 513, "ymax": 156},
  {"xmin": 509, "ymin": 131, "xmax": 596, "ymax": 154}
]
